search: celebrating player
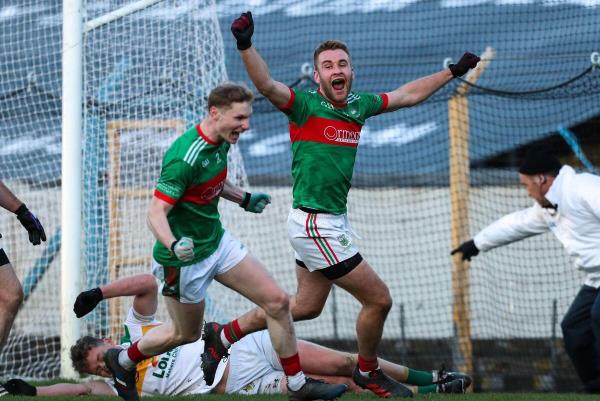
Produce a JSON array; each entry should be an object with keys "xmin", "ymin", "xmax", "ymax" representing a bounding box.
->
[
  {"xmin": 1, "ymin": 273, "xmax": 470, "ymax": 397},
  {"xmin": 199, "ymin": 11, "xmax": 480, "ymax": 399},
  {"xmin": 452, "ymin": 148, "xmax": 600, "ymax": 393},
  {"xmin": 98, "ymin": 82, "xmax": 347, "ymax": 401}
]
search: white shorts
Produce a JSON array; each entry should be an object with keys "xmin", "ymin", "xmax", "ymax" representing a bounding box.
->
[
  {"xmin": 225, "ymin": 331, "xmax": 285, "ymax": 395},
  {"xmin": 152, "ymin": 230, "xmax": 248, "ymax": 304},
  {"xmin": 287, "ymin": 208, "xmax": 359, "ymax": 270}
]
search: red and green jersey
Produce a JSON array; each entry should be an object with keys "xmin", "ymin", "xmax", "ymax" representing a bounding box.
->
[
  {"xmin": 153, "ymin": 124, "xmax": 229, "ymax": 267},
  {"xmin": 281, "ymin": 88, "xmax": 388, "ymax": 214}
]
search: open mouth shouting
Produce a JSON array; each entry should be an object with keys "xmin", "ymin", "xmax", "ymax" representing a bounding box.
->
[{"xmin": 331, "ymin": 77, "xmax": 346, "ymax": 93}]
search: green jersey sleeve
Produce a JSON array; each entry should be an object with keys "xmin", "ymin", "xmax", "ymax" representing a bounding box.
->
[
  {"xmin": 155, "ymin": 158, "xmax": 195, "ymax": 204},
  {"xmin": 283, "ymin": 88, "xmax": 310, "ymax": 125},
  {"xmin": 362, "ymin": 92, "xmax": 387, "ymax": 119}
]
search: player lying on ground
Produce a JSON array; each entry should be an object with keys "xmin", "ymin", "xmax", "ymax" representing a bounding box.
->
[{"xmin": 1, "ymin": 274, "xmax": 471, "ymax": 397}]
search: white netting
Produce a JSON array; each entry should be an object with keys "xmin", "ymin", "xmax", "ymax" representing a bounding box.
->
[
  {"xmin": 79, "ymin": 0, "xmax": 245, "ymax": 342},
  {"xmin": 0, "ymin": 1, "xmax": 62, "ymax": 379}
]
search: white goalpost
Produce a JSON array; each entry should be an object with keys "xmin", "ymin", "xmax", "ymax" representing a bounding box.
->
[
  {"xmin": 0, "ymin": 0, "xmax": 239, "ymax": 379},
  {"xmin": 61, "ymin": 0, "xmax": 83, "ymax": 379}
]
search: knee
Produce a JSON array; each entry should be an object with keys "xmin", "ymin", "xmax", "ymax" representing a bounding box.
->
[
  {"xmin": 170, "ymin": 326, "xmax": 202, "ymax": 346},
  {"xmin": 0, "ymin": 284, "xmax": 23, "ymax": 313},
  {"xmin": 367, "ymin": 290, "xmax": 392, "ymax": 316},
  {"xmin": 294, "ymin": 304, "xmax": 323, "ymax": 321},
  {"xmin": 173, "ymin": 331, "xmax": 201, "ymax": 345},
  {"xmin": 262, "ymin": 290, "xmax": 290, "ymax": 319}
]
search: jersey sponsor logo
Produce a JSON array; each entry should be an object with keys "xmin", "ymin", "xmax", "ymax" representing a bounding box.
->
[
  {"xmin": 323, "ymin": 125, "xmax": 360, "ymax": 144},
  {"xmin": 290, "ymin": 116, "xmax": 362, "ymax": 148},
  {"xmin": 151, "ymin": 347, "xmax": 179, "ymax": 379},
  {"xmin": 180, "ymin": 169, "xmax": 227, "ymax": 205}
]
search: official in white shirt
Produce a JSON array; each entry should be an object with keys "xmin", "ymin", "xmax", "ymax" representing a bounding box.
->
[{"xmin": 451, "ymin": 148, "xmax": 600, "ymax": 393}]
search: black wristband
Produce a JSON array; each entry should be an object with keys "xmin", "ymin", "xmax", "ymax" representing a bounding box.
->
[
  {"xmin": 170, "ymin": 240, "xmax": 178, "ymax": 252},
  {"xmin": 240, "ymin": 192, "xmax": 251, "ymax": 209},
  {"xmin": 237, "ymin": 40, "xmax": 252, "ymax": 51},
  {"xmin": 15, "ymin": 203, "xmax": 28, "ymax": 216},
  {"xmin": 91, "ymin": 287, "xmax": 104, "ymax": 300}
]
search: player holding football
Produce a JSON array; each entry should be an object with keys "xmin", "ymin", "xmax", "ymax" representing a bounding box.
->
[
  {"xmin": 100, "ymin": 83, "xmax": 347, "ymax": 401},
  {"xmin": 200, "ymin": 11, "xmax": 480, "ymax": 399},
  {"xmin": 2, "ymin": 274, "xmax": 470, "ymax": 397}
]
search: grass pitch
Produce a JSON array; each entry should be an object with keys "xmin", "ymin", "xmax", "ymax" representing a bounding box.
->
[{"xmin": 7, "ymin": 387, "xmax": 600, "ymax": 401}]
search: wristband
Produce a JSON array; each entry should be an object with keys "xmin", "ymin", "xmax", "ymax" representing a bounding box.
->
[
  {"xmin": 240, "ymin": 192, "xmax": 251, "ymax": 209},
  {"xmin": 15, "ymin": 203, "xmax": 28, "ymax": 215},
  {"xmin": 170, "ymin": 240, "xmax": 178, "ymax": 252}
]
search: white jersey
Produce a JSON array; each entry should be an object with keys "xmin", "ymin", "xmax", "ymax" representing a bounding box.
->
[
  {"xmin": 474, "ymin": 165, "xmax": 600, "ymax": 287},
  {"xmin": 121, "ymin": 308, "xmax": 227, "ymax": 396}
]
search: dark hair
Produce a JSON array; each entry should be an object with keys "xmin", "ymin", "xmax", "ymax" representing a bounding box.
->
[
  {"xmin": 70, "ymin": 336, "xmax": 104, "ymax": 375},
  {"xmin": 518, "ymin": 148, "xmax": 562, "ymax": 177},
  {"xmin": 313, "ymin": 40, "xmax": 351, "ymax": 67},
  {"xmin": 207, "ymin": 82, "xmax": 254, "ymax": 110}
]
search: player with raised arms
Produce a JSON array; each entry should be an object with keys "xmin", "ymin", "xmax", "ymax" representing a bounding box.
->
[{"xmin": 200, "ymin": 11, "xmax": 478, "ymax": 399}]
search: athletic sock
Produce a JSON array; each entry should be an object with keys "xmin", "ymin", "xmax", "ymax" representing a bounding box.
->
[
  {"xmin": 406, "ymin": 368, "xmax": 434, "ymax": 385},
  {"xmin": 417, "ymin": 384, "xmax": 438, "ymax": 394},
  {"xmin": 220, "ymin": 320, "xmax": 245, "ymax": 348},
  {"xmin": 119, "ymin": 341, "xmax": 147, "ymax": 370},
  {"xmin": 358, "ymin": 354, "xmax": 379, "ymax": 377},
  {"xmin": 280, "ymin": 353, "xmax": 306, "ymax": 391}
]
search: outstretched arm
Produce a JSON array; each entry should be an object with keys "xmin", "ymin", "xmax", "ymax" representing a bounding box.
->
[
  {"xmin": 37, "ymin": 381, "xmax": 115, "ymax": 396},
  {"xmin": 3, "ymin": 378, "xmax": 115, "ymax": 397},
  {"xmin": 74, "ymin": 274, "xmax": 158, "ymax": 318},
  {"xmin": 232, "ymin": 12, "xmax": 291, "ymax": 109},
  {"xmin": 0, "ymin": 181, "xmax": 46, "ymax": 245},
  {"xmin": 0, "ymin": 181, "xmax": 23, "ymax": 213},
  {"xmin": 221, "ymin": 179, "xmax": 271, "ymax": 214},
  {"xmin": 383, "ymin": 52, "xmax": 480, "ymax": 112}
]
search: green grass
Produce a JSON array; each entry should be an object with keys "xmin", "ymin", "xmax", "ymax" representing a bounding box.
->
[
  {"xmin": 8, "ymin": 380, "xmax": 598, "ymax": 401},
  {"xmin": 8, "ymin": 382, "xmax": 600, "ymax": 401},
  {"xmin": 7, "ymin": 395, "xmax": 600, "ymax": 401}
]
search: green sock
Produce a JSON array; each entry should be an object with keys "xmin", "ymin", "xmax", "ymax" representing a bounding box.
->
[
  {"xmin": 406, "ymin": 368, "xmax": 434, "ymax": 386},
  {"xmin": 417, "ymin": 384, "xmax": 438, "ymax": 394}
]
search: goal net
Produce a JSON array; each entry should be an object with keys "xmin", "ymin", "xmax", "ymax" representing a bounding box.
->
[{"xmin": 2, "ymin": 0, "xmax": 600, "ymax": 393}]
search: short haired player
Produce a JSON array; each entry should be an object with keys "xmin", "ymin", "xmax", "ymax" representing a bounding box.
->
[{"xmin": 199, "ymin": 11, "xmax": 480, "ymax": 399}]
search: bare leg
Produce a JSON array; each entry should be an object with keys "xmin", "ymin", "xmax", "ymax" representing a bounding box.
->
[
  {"xmin": 234, "ymin": 264, "xmax": 332, "ymax": 334},
  {"xmin": 216, "ymin": 254, "xmax": 297, "ymax": 357},
  {"xmin": 296, "ymin": 340, "xmax": 408, "ymax": 382},
  {"xmin": 334, "ymin": 259, "xmax": 392, "ymax": 360},
  {"xmin": 0, "ymin": 264, "xmax": 23, "ymax": 350},
  {"xmin": 137, "ymin": 297, "xmax": 205, "ymax": 356}
]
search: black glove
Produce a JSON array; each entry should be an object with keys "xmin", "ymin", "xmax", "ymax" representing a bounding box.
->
[
  {"xmin": 449, "ymin": 52, "xmax": 480, "ymax": 78},
  {"xmin": 73, "ymin": 287, "xmax": 103, "ymax": 318},
  {"xmin": 15, "ymin": 204, "xmax": 46, "ymax": 246},
  {"xmin": 3, "ymin": 379, "xmax": 37, "ymax": 396},
  {"xmin": 451, "ymin": 239, "xmax": 479, "ymax": 261},
  {"xmin": 231, "ymin": 11, "xmax": 254, "ymax": 51}
]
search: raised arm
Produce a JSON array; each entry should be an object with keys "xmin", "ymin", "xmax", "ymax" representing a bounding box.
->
[
  {"xmin": 74, "ymin": 274, "xmax": 158, "ymax": 318},
  {"xmin": 231, "ymin": 12, "xmax": 291, "ymax": 109},
  {"xmin": 383, "ymin": 52, "xmax": 480, "ymax": 112},
  {"xmin": 221, "ymin": 178, "xmax": 271, "ymax": 214}
]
